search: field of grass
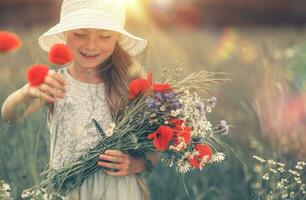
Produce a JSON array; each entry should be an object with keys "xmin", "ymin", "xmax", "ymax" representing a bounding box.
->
[{"xmin": 0, "ymin": 25, "xmax": 305, "ymax": 199}]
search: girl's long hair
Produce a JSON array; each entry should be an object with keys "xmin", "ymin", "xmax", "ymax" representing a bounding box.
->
[
  {"xmin": 98, "ymin": 42, "xmax": 132, "ymax": 115},
  {"xmin": 98, "ymin": 43, "xmax": 151, "ymax": 200}
]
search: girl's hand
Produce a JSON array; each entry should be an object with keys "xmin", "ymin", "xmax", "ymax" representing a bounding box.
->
[
  {"xmin": 26, "ymin": 70, "xmax": 67, "ymax": 103},
  {"xmin": 98, "ymin": 150, "xmax": 145, "ymax": 176}
]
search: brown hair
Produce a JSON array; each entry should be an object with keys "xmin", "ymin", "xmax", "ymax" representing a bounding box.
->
[{"xmin": 98, "ymin": 43, "xmax": 132, "ymax": 115}]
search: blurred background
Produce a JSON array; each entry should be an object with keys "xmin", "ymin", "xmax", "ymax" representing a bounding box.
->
[{"xmin": 0, "ymin": 0, "xmax": 305, "ymax": 199}]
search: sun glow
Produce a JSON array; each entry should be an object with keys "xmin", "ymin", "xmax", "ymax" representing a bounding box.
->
[
  {"xmin": 124, "ymin": 0, "xmax": 149, "ymax": 21},
  {"xmin": 125, "ymin": 0, "xmax": 141, "ymax": 10}
]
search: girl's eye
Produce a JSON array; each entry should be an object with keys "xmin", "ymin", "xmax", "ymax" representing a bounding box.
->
[
  {"xmin": 100, "ymin": 35, "xmax": 111, "ymax": 39},
  {"xmin": 73, "ymin": 32, "xmax": 86, "ymax": 37}
]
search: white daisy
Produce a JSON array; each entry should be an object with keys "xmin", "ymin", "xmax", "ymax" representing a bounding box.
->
[
  {"xmin": 210, "ymin": 152, "xmax": 225, "ymax": 163},
  {"xmin": 2, "ymin": 183, "xmax": 10, "ymax": 191},
  {"xmin": 176, "ymin": 159, "xmax": 191, "ymax": 173},
  {"xmin": 105, "ymin": 123, "xmax": 116, "ymax": 137}
]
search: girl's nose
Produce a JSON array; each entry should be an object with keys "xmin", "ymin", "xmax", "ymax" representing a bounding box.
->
[{"xmin": 85, "ymin": 36, "xmax": 98, "ymax": 50}]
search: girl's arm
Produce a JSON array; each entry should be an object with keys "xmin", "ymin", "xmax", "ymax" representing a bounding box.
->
[
  {"xmin": 1, "ymin": 84, "xmax": 44, "ymax": 123},
  {"xmin": 1, "ymin": 70, "xmax": 67, "ymax": 123}
]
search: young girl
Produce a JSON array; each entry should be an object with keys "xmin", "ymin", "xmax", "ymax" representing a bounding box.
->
[{"xmin": 1, "ymin": 0, "xmax": 159, "ymax": 199}]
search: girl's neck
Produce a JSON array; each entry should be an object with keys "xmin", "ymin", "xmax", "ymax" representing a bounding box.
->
[{"xmin": 69, "ymin": 62, "xmax": 102, "ymax": 84}]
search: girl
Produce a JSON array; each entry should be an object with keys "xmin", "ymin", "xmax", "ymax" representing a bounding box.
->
[{"xmin": 1, "ymin": 0, "xmax": 159, "ymax": 199}]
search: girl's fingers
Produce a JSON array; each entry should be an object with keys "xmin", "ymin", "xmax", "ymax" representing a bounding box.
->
[
  {"xmin": 44, "ymin": 76, "xmax": 66, "ymax": 93},
  {"xmin": 48, "ymin": 70, "xmax": 67, "ymax": 86},
  {"xmin": 40, "ymin": 83, "xmax": 64, "ymax": 98},
  {"xmin": 99, "ymin": 154, "xmax": 123, "ymax": 163},
  {"xmin": 98, "ymin": 161, "xmax": 122, "ymax": 170},
  {"xmin": 39, "ymin": 90, "xmax": 56, "ymax": 103},
  {"xmin": 104, "ymin": 150, "xmax": 124, "ymax": 157}
]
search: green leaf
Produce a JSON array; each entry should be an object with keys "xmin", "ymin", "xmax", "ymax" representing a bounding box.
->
[{"xmin": 92, "ymin": 119, "xmax": 104, "ymax": 134}]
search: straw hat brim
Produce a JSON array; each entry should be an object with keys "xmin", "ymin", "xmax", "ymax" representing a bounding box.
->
[{"xmin": 38, "ymin": 14, "xmax": 147, "ymax": 56}]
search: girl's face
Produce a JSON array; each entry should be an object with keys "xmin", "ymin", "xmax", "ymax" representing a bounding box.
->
[{"xmin": 66, "ymin": 29, "xmax": 120, "ymax": 70}]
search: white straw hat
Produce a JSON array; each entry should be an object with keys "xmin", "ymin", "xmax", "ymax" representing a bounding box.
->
[{"xmin": 38, "ymin": 0, "xmax": 147, "ymax": 56}]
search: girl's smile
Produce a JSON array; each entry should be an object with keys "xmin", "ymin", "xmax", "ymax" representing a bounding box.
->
[
  {"xmin": 79, "ymin": 50, "xmax": 102, "ymax": 60},
  {"xmin": 79, "ymin": 51, "xmax": 101, "ymax": 58}
]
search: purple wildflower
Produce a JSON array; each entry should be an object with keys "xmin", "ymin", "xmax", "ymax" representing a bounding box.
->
[
  {"xmin": 146, "ymin": 98, "xmax": 156, "ymax": 109},
  {"xmin": 163, "ymin": 91, "xmax": 175, "ymax": 100},
  {"xmin": 171, "ymin": 99, "xmax": 182, "ymax": 110},
  {"xmin": 154, "ymin": 92, "xmax": 163, "ymax": 101}
]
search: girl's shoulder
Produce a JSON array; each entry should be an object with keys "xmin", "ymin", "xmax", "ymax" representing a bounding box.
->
[{"xmin": 128, "ymin": 57, "xmax": 146, "ymax": 79}]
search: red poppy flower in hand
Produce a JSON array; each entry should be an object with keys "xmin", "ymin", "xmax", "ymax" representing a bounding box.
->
[
  {"xmin": 147, "ymin": 126, "xmax": 174, "ymax": 151},
  {"xmin": 49, "ymin": 44, "xmax": 74, "ymax": 65},
  {"xmin": 188, "ymin": 144, "xmax": 212, "ymax": 168},
  {"xmin": 0, "ymin": 31, "xmax": 21, "ymax": 52},
  {"xmin": 26, "ymin": 65, "xmax": 49, "ymax": 87},
  {"xmin": 128, "ymin": 73, "xmax": 152, "ymax": 99},
  {"xmin": 152, "ymin": 83, "xmax": 171, "ymax": 92}
]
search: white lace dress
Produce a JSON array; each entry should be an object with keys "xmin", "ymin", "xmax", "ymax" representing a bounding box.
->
[{"xmin": 47, "ymin": 68, "xmax": 143, "ymax": 200}]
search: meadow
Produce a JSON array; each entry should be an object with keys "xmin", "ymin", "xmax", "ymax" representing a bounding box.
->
[{"xmin": 0, "ymin": 25, "xmax": 305, "ymax": 199}]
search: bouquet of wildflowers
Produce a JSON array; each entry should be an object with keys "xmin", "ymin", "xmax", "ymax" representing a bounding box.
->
[
  {"xmin": 21, "ymin": 44, "xmax": 230, "ymax": 198},
  {"xmin": 128, "ymin": 71, "xmax": 229, "ymax": 173}
]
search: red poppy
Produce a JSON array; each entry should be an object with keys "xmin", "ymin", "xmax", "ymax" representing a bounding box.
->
[
  {"xmin": 48, "ymin": 44, "xmax": 74, "ymax": 65},
  {"xmin": 128, "ymin": 73, "xmax": 152, "ymax": 99},
  {"xmin": 26, "ymin": 65, "xmax": 49, "ymax": 87},
  {"xmin": 147, "ymin": 126, "xmax": 174, "ymax": 151},
  {"xmin": 173, "ymin": 125, "xmax": 191, "ymax": 146},
  {"xmin": 169, "ymin": 118, "xmax": 184, "ymax": 126},
  {"xmin": 0, "ymin": 31, "xmax": 21, "ymax": 52},
  {"xmin": 152, "ymin": 83, "xmax": 171, "ymax": 92},
  {"xmin": 188, "ymin": 144, "xmax": 212, "ymax": 168}
]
